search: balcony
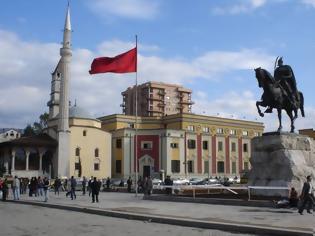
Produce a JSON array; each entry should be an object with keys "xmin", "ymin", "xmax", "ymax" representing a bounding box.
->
[
  {"xmin": 146, "ymin": 95, "xmax": 163, "ymax": 101},
  {"xmin": 158, "ymin": 90, "xmax": 166, "ymax": 96},
  {"xmin": 120, "ymin": 103, "xmax": 126, "ymax": 107},
  {"xmin": 157, "ymin": 102, "xmax": 166, "ymax": 107},
  {"xmin": 179, "ymin": 100, "xmax": 194, "ymax": 105}
]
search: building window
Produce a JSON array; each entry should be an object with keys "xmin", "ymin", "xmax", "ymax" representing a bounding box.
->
[
  {"xmin": 218, "ymin": 141, "xmax": 223, "ymax": 151},
  {"xmin": 204, "ymin": 160, "xmax": 209, "ymax": 174},
  {"xmin": 75, "ymin": 148, "xmax": 80, "ymax": 156},
  {"xmin": 75, "ymin": 162, "xmax": 80, "ymax": 170},
  {"xmin": 244, "ymin": 161, "xmax": 249, "ymax": 171},
  {"xmin": 171, "ymin": 160, "xmax": 180, "ymax": 173},
  {"xmin": 187, "ymin": 125, "xmax": 194, "ymax": 131},
  {"xmin": 187, "ymin": 139, "xmax": 196, "ymax": 149},
  {"xmin": 202, "ymin": 127, "xmax": 209, "ymax": 133},
  {"xmin": 243, "ymin": 143, "xmax": 248, "ymax": 152},
  {"xmin": 231, "ymin": 142, "xmax": 236, "ymax": 152},
  {"xmin": 217, "ymin": 161, "xmax": 225, "ymax": 173},
  {"xmin": 170, "ymin": 143, "xmax": 178, "ymax": 148},
  {"xmin": 128, "ymin": 123, "xmax": 134, "ymax": 128},
  {"xmin": 188, "ymin": 160, "xmax": 194, "ymax": 173},
  {"xmin": 141, "ymin": 141, "xmax": 152, "ymax": 150},
  {"xmin": 94, "ymin": 148, "xmax": 99, "ymax": 157},
  {"xmin": 217, "ymin": 128, "xmax": 223, "ymax": 134},
  {"xmin": 254, "ymin": 132, "xmax": 260, "ymax": 137},
  {"xmin": 202, "ymin": 141, "xmax": 208, "ymax": 150},
  {"xmin": 230, "ymin": 129, "xmax": 236, "ymax": 135},
  {"xmin": 232, "ymin": 161, "xmax": 237, "ymax": 174},
  {"xmin": 116, "ymin": 160, "xmax": 121, "ymax": 173},
  {"xmin": 83, "ymin": 130, "xmax": 87, "ymax": 136},
  {"xmin": 242, "ymin": 130, "xmax": 248, "ymax": 136},
  {"xmin": 94, "ymin": 163, "xmax": 100, "ymax": 171},
  {"xmin": 116, "ymin": 139, "xmax": 122, "ymax": 149}
]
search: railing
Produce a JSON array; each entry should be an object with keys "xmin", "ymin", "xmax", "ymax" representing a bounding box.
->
[{"xmin": 153, "ymin": 184, "xmax": 290, "ymax": 200}]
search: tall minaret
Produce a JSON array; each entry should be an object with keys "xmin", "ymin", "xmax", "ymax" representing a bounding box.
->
[{"xmin": 57, "ymin": 3, "xmax": 72, "ymax": 177}]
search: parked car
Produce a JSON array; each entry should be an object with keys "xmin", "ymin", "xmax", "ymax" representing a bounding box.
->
[
  {"xmin": 189, "ymin": 177, "xmax": 204, "ymax": 185},
  {"xmin": 152, "ymin": 178, "xmax": 162, "ymax": 185},
  {"xmin": 172, "ymin": 178, "xmax": 189, "ymax": 185}
]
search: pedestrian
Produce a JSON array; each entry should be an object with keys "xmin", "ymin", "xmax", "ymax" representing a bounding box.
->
[
  {"xmin": 147, "ymin": 176, "xmax": 153, "ymax": 195},
  {"xmin": 82, "ymin": 176, "xmax": 87, "ymax": 195},
  {"xmin": 91, "ymin": 177, "xmax": 101, "ymax": 203},
  {"xmin": 127, "ymin": 177, "xmax": 132, "ymax": 193},
  {"xmin": 54, "ymin": 177, "xmax": 61, "ymax": 195},
  {"xmin": 88, "ymin": 176, "xmax": 93, "ymax": 196},
  {"xmin": 137, "ymin": 176, "xmax": 143, "ymax": 193},
  {"xmin": 37, "ymin": 176, "xmax": 44, "ymax": 197},
  {"xmin": 289, "ymin": 187, "xmax": 298, "ymax": 208},
  {"xmin": 106, "ymin": 177, "xmax": 110, "ymax": 190},
  {"xmin": 298, "ymin": 175, "xmax": 314, "ymax": 215},
  {"xmin": 2, "ymin": 178, "xmax": 8, "ymax": 201},
  {"xmin": 70, "ymin": 176, "xmax": 77, "ymax": 200},
  {"xmin": 12, "ymin": 176, "xmax": 20, "ymax": 200},
  {"xmin": 143, "ymin": 177, "xmax": 148, "ymax": 196},
  {"xmin": 43, "ymin": 177, "xmax": 50, "ymax": 202},
  {"xmin": 164, "ymin": 175, "xmax": 173, "ymax": 195}
]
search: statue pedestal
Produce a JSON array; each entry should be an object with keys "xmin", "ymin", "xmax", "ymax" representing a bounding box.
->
[{"xmin": 248, "ymin": 132, "xmax": 315, "ymax": 197}]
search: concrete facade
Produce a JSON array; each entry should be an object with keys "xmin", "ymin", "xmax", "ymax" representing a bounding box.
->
[{"xmin": 121, "ymin": 81, "xmax": 193, "ymax": 117}]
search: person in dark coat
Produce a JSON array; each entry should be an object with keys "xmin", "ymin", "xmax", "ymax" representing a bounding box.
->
[
  {"xmin": 54, "ymin": 177, "xmax": 61, "ymax": 195},
  {"xmin": 164, "ymin": 176, "xmax": 173, "ymax": 195},
  {"xmin": 70, "ymin": 176, "xmax": 77, "ymax": 200},
  {"xmin": 298, "ymin": 175, "xmax": 314, "ymax": 215},
  {"xmin": 91, "ymin": 177, "xmax": 101, "ymax": 203},
  {"xmin": 127, "ymin": 177, "xmax": 132, "ymax": 193},
  {"xmin": 2, "ymin": 178, "xmax": 8, "ymax": 201},
  {"xmin": 106, "ymin": 177, "xmax": 110, "ymax": 190},
  {"xmin": 82, "ymin": 176, "xmax": 87, "ymax": 195}
]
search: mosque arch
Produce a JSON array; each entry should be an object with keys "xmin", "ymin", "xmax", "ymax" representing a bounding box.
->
[{"xmin": 15, "ymin": 148, "xmax": 26, "ymax": 170}]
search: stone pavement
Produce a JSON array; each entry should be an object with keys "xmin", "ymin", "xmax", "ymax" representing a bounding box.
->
[{"xmin": 7, "ymin": 191, "xmax": 315, "ymax": 235}]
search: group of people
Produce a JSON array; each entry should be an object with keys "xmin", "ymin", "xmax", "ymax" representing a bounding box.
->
[{"xmin": 0, "ymin": 175, "xmax": 50, "ymax": 202}]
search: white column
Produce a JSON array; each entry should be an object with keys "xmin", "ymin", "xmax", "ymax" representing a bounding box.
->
[
  {"xmin": 25, "ymin": 150, "xmax": 30, "ymax": 171},
  {"xmin": 38, "ymin": 148, "xmax": 46, "ymax": 172},
  {"xmin": 11, "ymin": 150, "xmax": 16, "ymax": 171}
]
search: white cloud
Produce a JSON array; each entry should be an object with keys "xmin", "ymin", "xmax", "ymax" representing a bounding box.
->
[
  {"xmin": 86, "ymin": 0, "xmax": 160, "ymax": 20},
  {"xmin": 212, "ymin": 0, "xmax": 267, "ymax": 15},
  {"xmin": 301, "ymin": 0, "xmax": 315, "ymax": 7}
]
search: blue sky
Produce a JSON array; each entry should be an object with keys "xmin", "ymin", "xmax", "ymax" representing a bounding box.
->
[{"xmin": 0, "ymin": 0, "xmax": 315, "ymax": 131}]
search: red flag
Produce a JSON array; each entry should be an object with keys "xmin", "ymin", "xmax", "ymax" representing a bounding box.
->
[{"xmin": 89, "ymin": 47, "xmax": 137, "ymax": 74}]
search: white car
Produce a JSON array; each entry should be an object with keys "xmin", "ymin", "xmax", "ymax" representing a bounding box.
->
[
  {"xmin": 152, "ymin": 178, "xmax": 162, "ymax": 185},
  {"xmin": 172, "ymin": 178, "xmax": 190, "ymax": 185}
]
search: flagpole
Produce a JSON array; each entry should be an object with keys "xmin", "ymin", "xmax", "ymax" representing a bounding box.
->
[{"xmin": 135, "ymin": 35, "xmax": 138, "ymax": 197}]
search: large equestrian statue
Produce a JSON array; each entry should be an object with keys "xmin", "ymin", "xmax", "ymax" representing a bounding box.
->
[{"xmin": 255, "ymin": 57, "xmax": 305, "ymax": 133}]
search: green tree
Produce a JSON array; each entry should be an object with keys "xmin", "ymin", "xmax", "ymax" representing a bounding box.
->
[{"xmin": 23, "ymin": 112, "xmax": 49, "ymax": 136}]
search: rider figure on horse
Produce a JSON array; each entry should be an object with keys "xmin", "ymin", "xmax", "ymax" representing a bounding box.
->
[{"xmin": 265, "ymin": 57, "xmax": 299, "ymax": 113}]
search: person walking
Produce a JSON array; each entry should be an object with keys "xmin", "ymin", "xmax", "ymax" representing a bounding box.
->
[
  {"xmin": 37, "ymin": 176, "xmax": 43, "ymax": 197},
  {"xmin": 54, "ymin": 177, "xmax": 61, "ymax": 195},
  {"xmin": 82, "ymin": 176, "xmax": 87, "ymax": 195},
  {"xmin": 43, "ymin": 177, "xmax": 50, "ymax": 202},
  {"xmin": 12, "ymin": 176, "xmax": 20, "ymax": 200},
  {"xmin": 127, "ymin": 177, "xmax": 132, "ymax": 193},
  {"xmin": 70, "ymin": 176, "xmax": 77, "ymax": 200},
  {"xmin": 298, "ymin": 175, "xmax": 314, "ymax": 215},
  {"xmin": 88, "ymin": 176, "xmax": 93, "ymax": 196},
  {"xmin": 91, "ymin": 177, "xmax": 101, "ymax": 203},
  {"xmin": 2, "ymin": 178, "xmax": 8, "ymax": 201},
  {"xmin": 147, "ymin": 176, "xmax": 153, "ymax": 196},
  {"xmin": 106, "ymin": 177, "xmax": 111, "ymax": 190}
]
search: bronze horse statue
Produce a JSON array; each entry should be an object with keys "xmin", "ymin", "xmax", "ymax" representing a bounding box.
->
[{"xmin": 254, "ymin": 67, "xmax": 305, "ymax": 133}]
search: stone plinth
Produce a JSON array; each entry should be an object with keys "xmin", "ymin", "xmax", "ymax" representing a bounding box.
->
[{"xmin": 248, "ymin": 132, "xmax": 315, "ymax": 197}]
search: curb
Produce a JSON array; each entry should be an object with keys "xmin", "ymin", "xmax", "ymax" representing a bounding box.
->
[
  {"xmin": 8, "ymin": 200, "xmax": 313, "ymax": 236},
  {"xmin": 143, "ymin": 195, "xmax": 275, "ymax": 208}
]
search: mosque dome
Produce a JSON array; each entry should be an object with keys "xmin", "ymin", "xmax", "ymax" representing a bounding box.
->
[{"xmin": 69, "ymin": 105, "xmax": 94, "ymax": 119}]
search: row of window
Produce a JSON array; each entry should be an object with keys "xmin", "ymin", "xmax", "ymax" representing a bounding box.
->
[
  {"xmin": 75, "ymin": 148, "xmax": 100, "ymax": 157},
  {"xmin": 74, "ymin": 162, "xmax": 100, "ymax": 171},
  {"xmin": 171, "ymin": 160, "xmax": 249, "ymax": 174},
  {"xmin": 115, "ymin": 138, "xmax": 248, "ymax": 152},
  {"xmin": 186, "ymin": 126, "xmax": 255, "ymax": 137}
]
